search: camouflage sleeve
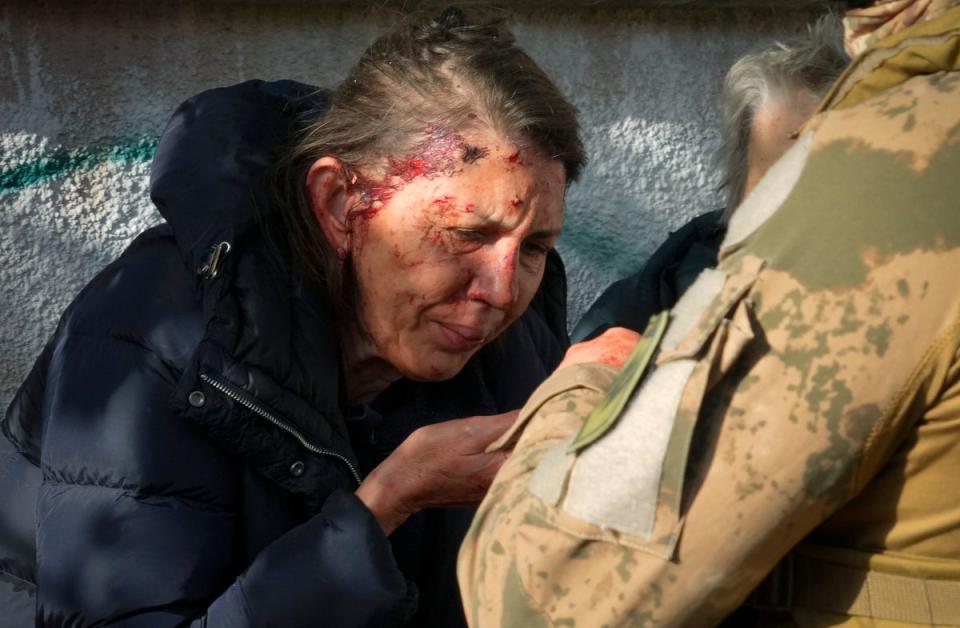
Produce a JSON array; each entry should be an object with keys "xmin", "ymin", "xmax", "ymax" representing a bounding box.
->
[
  {"xmin": 459, "ymin": 62, "xmax": 960, "ymax": 627},
  {"xmin": 459, "ymin": 274, "xmax": 960, "ymax": 627},
  {"xmin": 457, "ymin": 363, "xmax": 620, "ymax": 625}
]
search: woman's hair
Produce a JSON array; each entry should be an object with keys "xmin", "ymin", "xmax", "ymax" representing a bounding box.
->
[
  {"xmin": 273, "ymin": 6, "xmax": 583, "ymax": 314},
  {"xmin": 717, "ymin": 14, "xmax": 849, "ymax": 218}
]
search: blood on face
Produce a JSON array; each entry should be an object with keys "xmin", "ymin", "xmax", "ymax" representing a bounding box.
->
[{"xmin": 349, "ymin": 127, "xmax": 491, "ymax": 224}]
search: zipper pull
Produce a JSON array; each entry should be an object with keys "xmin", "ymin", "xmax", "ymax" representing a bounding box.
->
[{"xmin": 198, "ymin": 241, "xmax": 232, "ymax": 280}]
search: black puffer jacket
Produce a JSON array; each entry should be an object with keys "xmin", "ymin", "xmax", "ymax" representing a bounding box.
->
[{"xmin": 0, "ymin": 80, "xmax": 568, "ymax": 627}]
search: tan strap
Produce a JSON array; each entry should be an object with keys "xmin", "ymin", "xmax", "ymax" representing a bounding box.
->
[{"xmin": 754, "ymin": 552, "xmax": 960, "ymax": 624}]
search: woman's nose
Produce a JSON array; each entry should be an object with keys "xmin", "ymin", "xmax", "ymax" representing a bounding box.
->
[{"xmin": 467, "ymin": 246, "xmax": 520, "ymax": 310}]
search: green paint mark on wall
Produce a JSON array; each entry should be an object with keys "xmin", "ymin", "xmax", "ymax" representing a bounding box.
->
[{"xmin": 0, "ymin": 138, "xmax": 158, "ymax": 196}]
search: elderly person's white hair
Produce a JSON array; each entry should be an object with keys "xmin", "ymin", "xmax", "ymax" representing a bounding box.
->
[{"xmin": 718, "ymin": 15, "xmax": 849, "ymax": 220}]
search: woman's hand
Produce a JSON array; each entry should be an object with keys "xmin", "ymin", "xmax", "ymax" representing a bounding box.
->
[
  {"xmin": 556, "ymin": 326, "xmax": 641, "ymax": 371},
  {"xmin": 356, "ymin": 411, "xmax": 518, "ymax": 535}
]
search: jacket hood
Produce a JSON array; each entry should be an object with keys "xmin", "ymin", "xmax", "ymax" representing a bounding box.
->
[
  {"xmin": 150, "ymin": 79, "xmax": 329, "ymax": 274},
  {"xmin": 150, "ymin": 80, "xmax": 358, "ymax": 491}
]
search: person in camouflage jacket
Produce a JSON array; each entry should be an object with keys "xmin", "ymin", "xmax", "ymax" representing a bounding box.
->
[{"xmin": 458, "ymin": 0, "xmax": 960, "ymax": 625}]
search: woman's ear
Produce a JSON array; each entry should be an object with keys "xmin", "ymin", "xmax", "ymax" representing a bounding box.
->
[{"xmin": 306, "ymin": 156, "xmax": 360, "ymax": 254}]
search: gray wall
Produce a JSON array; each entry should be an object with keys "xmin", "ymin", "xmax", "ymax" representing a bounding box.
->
[{"xmin": 1, "ymin": 2, "xmax": 819, "ymax": 407}]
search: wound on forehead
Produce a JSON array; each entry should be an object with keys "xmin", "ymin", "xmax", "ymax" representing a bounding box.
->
[
  {"xmin": 462, "ymin": 144, "xmax": 490, "ymax": 164},
  {"xmin": 387, "ymin": 126, "xmax": 469, "ymax": 183},
  {"xmin": 353, "ymin": 127, "xmax": 484, "ymax": 221}
]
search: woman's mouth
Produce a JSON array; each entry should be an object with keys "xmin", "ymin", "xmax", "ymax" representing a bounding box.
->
[{"xmin": 432, "ymin": 321, "xmax": 490, "ymax": 351}]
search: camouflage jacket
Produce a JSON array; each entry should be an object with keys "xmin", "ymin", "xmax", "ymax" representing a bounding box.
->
[{"xmin": 458, "ymin": 5, "xmax": 960, "ymax": 627}]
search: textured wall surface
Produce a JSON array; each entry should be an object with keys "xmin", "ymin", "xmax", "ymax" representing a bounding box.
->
[{"xmin": 1, "ymin": 2, "xmax": 819, "ymax": 407}]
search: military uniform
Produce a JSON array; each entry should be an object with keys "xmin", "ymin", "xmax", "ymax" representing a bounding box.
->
[{"xmin": 458, "ymin": 3, "xmax": 960, "ymax": 626}]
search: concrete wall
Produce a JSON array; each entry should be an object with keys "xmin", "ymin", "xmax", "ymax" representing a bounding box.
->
[{"xmin": 0, "ymin": 2, "xmax": 819, "ymax": 408}]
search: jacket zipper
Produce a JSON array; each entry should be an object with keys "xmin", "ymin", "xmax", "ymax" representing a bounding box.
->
[{"xmin": 199, "ymin": 373, "xmax": 362, "ymax": 486}]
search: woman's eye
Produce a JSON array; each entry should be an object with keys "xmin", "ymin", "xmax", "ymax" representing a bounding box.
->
[
  {"xmin": 440, "ymin": 228, "xmax": 488, "ymax": 254},
  {"xmin": 522, "ymin": 241, "xmax": 550, "ymax": 257},
  {"xmin": 451, "ymin": 229, "xmax": 486, "ymax": 242}
]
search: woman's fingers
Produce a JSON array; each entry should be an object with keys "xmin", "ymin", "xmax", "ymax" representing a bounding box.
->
[
  {"xmin": 356, "ymin": 412, "xmax": 519, "ymax": 534},
  {"xmin": 455, "ymin": 449, "xmax": 511, "ymax": 500},
  {"xmin": 455, "ymin": 411, "xmax": 519, "ymax": 452}
]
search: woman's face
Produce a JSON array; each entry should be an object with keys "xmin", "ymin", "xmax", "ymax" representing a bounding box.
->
[{"xmin": 345, "ymin": 132, "xmax": 565, "ymax": 381}]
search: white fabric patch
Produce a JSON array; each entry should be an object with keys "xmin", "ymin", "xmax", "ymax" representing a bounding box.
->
[
  {"xmin": 723, "ymin": 130, "xmax": 813, "ymax": 249},
  {"xmin": 661, "ymin": 268, "xmax": 726, "ymax": 350},
  {"xmin": 561, "ymin": 358, "xmax": 698, "ymax": 539},
  {"xmin": 555, "ymin": 261, "xmax": 728, "ymax": 539},
  {"xmin": 527, "ymin": 434, "xmax": 576, "ymax": 506}
]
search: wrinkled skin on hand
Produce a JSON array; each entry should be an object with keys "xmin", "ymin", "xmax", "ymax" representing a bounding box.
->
[
  {"xmin": 556, "ymin": 326, "xmax": 641, "ymax": 371},
  {"xmin": 356, "ymin": 411, "xmax": 518, "ymax": 535}
]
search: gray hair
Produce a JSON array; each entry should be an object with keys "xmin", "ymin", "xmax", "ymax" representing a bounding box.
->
[
  {"xmin": 718, "ymin": 14, "xmax": 848, "ymax": 220},
  {"xmin": 272, "ymin": 7, "xmax": 583, "ymax": 323}
]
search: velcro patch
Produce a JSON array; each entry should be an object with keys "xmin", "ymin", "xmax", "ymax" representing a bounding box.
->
[
  {"xmin": 569, "ymin": 311, "xmax": 669, "ymax": 453},
  {"xmin": 562, "ymin": 358, "xmax": 697, "ymax": 539}
]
